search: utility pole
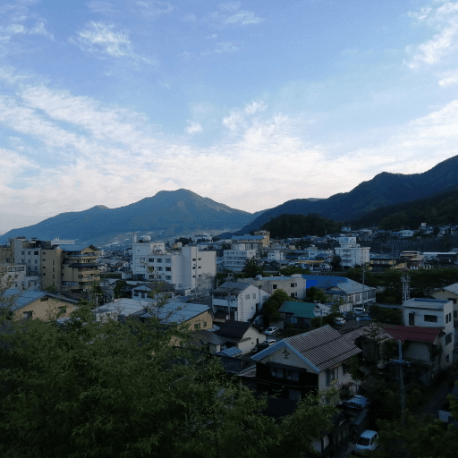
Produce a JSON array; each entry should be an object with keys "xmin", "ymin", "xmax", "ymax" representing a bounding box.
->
[
  {"xmin": 391, "ymin": 340, "xmax": 407, "ymax": 427},
  {"xmin": 361, "ymin": 263, "xmax": 366, "ymax": 311}
]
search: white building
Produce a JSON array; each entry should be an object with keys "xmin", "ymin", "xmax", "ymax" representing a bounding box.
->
[
  {"xmin": 334, "ymin": 237, "xmax": 370, "ymax": 268},
  {"xmin": 132, "ymin": 240, "xmax": 216, "ymax": 294},
  {"xmin": 212, "ymin": 281, "xmax": 271, "ymax": 322},
  {"xmin": 239, "ymin": 275, "xmax": 307, "ymax": 300},
  {"xmin": 223, "ymin": 244, "xmax": 257, "ymax": 272},
  {"xmin": 402, "ymin": 298, "xmax": 455, "ymax": 371}
]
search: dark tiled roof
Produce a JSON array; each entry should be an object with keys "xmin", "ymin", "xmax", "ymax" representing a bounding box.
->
[
  {"xmin": 215, "ymin": 320, "xmax": 252, "ymax": 340},
  {"xmin": 381, "ymin": 324, "xmax": 441, "ymax": 344},
  {"xmin": 285, "ymin": 325, "xmax": 362, "ymax": 371},
  {"xmin": 214, "ymin": 281, "xmax": 250, "ymax": 294}
]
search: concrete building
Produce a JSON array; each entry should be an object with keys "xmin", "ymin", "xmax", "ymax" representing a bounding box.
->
[
  {"xmin": 132, "ymin": 241, "xmax": 216, "ymax": 294},
  {"xmin": 223, "ymin": 245, "xmax": 257, "ymax": 272},
  {"xmin": 231, "ymin": 234, "xmax": 269, "ymax": 250},
  {"xmin": 0, "ymin": 264, "xmax": 26, "ymax": 290},
  {"xmin": 334, "ymin": 237, "xmax": 370, "ymax": 268},
  {"xmin": 239, "ymin": 274, "xmax": 307, "ymax": 300},
  {"xmin": 402, "ymin": 298, "xmax": 455, "ymax": 371},
  {"xmin": 431, "ymin": 282, "xmax": 458, "ymax": 322}
]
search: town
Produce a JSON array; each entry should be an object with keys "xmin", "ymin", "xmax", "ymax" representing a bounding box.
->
[{"xmin": 1, "ymin": 223, "xmax": 458, "ymax": 457}]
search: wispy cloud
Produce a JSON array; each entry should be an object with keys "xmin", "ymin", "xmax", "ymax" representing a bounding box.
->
[
  {"xmin": 206, "ymin": 2, "xmax": 263, "ymax": 28},
  {"xmin": 223, "ymin": 101, "xmax": 267, "ymax": 131},
  {"xmin": 87, "ymin": 1, "xmax": 116, "ymax": 14},
  {"xmin": 71, "ymin": 21, "xmax": 134, "ymax": 58},
  {"xmin": 407, "ymin": 1, "xmax": 458, "ymax": 68},
  {"xmin": 185, "ymin": 121, "xmax": 203, "ymax": 134},
  {"xmin": 131, "ymin": 0, "xmax": 174, "ymax": 18}
]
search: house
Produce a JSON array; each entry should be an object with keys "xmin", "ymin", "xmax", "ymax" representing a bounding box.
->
[
  {"xmin": 302, "ymin": 275, "xmax": 376, "ymax": 312},
  {"xmin": 369, "ymin": 255, "xmax": 406, "ymax": 272},
  {"xmin": 402, "ymin": 298, "xmax": 455, "ymax": 371},
  {"xmin": 251, "ymin": 325, "xmax": 362, "ymax": 401},
  {"xmin": 0, "ymin": 289, "xmax": 77, "ymax": 321},
  {"xmin": 212, "ymin": 281, "xmax": 270, "ymax": 322},
  {"xmin": 431, "ymin": 283, "xmax": 458, "ymax": 322},
  {"xmin": 381, "ymin": 324, "xmax": 446, "ymax": 375},
  {"xmin": 131, "ymin": 283, "xmax": 175, "ymax": 301},
  {"xmin": 279, "ymin": 301, "xmax": 327, "ymax": 328},
  {"xmin": 214, "ymin": 320, "xmax": 266, "ymax": 355},
  {"xmin": 239, "ymin": 274, "xmax": 307, "ymax": 300},
  {"xmin": 93, "ymin": 298, "xmax": 213, "ymax": 331}
]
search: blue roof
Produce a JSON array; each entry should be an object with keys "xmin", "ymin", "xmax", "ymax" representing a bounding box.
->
[
  {"xmin": 0, "ymin": 289, "xmax": 46, "ymax": 311},
  {"xmin": 216, "ymin": 347, "xmax": 242, "ymax": 357},
  {"xmin": 302, "ymin": 275, "xmax": 374, "ymax": 294}
]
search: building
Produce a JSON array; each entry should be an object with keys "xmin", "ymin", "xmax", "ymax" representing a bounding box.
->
[
  {"xmin": 132, "ymin": 241, "xmax": 216, "ymax": 294},
  {"xmin": 214, "ymin": 320, "xmax": 266, "ymax": 355},
  {"xmin": 0, "ymin": 264, "xmax": 26, "ymax": 290},
  {"xmin": 212, "ymin": 281, "xmax": 270, "ymax": 322},
  {"xmin": 239, "ymin": 275, "xmax": 307, "ymax": 300},
  {"xmin": 251, "ymin": 325, "xmax": 362, "ymax": 401},
  {"xmin": 278, "ymin": 301, "xmax": 327, "ymax": 328},
  {"xmin": 370, "ymin": 255, "xmax": 406, "ymax": 272},
  {"xmin": 334, "ymin": 237, "xmax": 370, "ymax": 268},
  {"xmin": 402, "ymin": 298, "xmax": 454, "ymax": 371},
  {"xmin": 431, "ymin": 282, "xmax": 458, "ymax": 322},
  {"xmin": 232, "ymin": 234, "xmax": 269, "ymax": 249},
  {"xmin": 222, "ymin": 245, "xmax": 257, "ymax": 272},
  {"xmin": 302, "ymin": 275, "xmax": 376, "ymax": 312},
  {"xmin": 0, "ymin": 289, "xmax": 77, "ymax": 321}
]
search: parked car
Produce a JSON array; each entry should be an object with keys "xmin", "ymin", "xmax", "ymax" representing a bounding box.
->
[
  {"xmin": 264, "ymin": 326, "xmax": 278, "ymax": 335},
  {"xmin": 353, "ymin": 307, "xmax": 365, "ymax": 315},
  {"xmin": 354, "ymin": 430, "xmax": 378, "ymax": 455},
  {"xmin": 335, "ymin": 317, "xmax": 346, "ymax": 325},
  {"xmin": 258, "ymin": 339, "xmax": 276, "ymax": 349}
]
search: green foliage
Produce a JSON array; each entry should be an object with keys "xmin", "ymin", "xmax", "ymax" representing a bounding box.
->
[
  {"xmin": 370, "ymin": 304, "xmax": 403, "ymax": 324},
  {"xmin": 260, "ymin": 213, "xmax": 342, "ymax": 239},
  {"xmin": 279, "ymin": 265, "xmax": 307, "ymax": 276},
  {"xmin": 306, "ymin": 286, "xmax": 329, "ymax": 304},
  {"xmin": 262, "ymin": 289, "xmax": 291, "ymax": 322},
  {"xmin": 330, "ymin": 255, "xmax": 341, "ymax": 271},
  {"xmin": 351, "ymin": 186, "xmax": 458, "ymax": 230},
  {"xmin": 113, "ymin": 280, "xmax": 128, "ymax": 299},
  {"xmin": 241, "ymin": 257, "xmax": 263, "ymax": 278},
  {"xmin": 0, "ymin": 304, "xmax": 337, "ymax": 458},
  {"xmin": 369, "ymin": 412, "xmax": 458, "ymax": 458}
]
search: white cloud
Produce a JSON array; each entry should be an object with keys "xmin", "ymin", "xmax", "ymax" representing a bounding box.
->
[
  {"xmin": 131, "ymin": 0, "xmax": 174, "ymax": 18},
  {"xmin": 206, "ymin": 3, "xmax": 263, "ymax": 28},
  {"xmin": 1, "ymin": 75, "xmax": 458, "ymax": 231},
  {"xmin": 87, "ymin": 1, "xmax": 116, "ymax": 14},
  {"xmin": 185, "ymin": 121, "xmax": 203, "ymax": 134},
  {"xmin": 71, "ymin": 21, "xmax": 134, "ymax": 59},
  {"xmin": 407, "ymin": 1, "xmax": 458, "ymax": 68},
  {"xmin": 219, "ymin": 2, "xmax": 241, "ymax": 12}
]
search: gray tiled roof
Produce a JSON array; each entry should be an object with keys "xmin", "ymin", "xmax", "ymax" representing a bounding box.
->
[
  {"xmin": 1, "ymin": 289, "xmax": 46, "ymax": 311},
  {"xmin": 284, "ymin": 325, "xmax": 362, "ymax": 371},
  {"xmin": 214, "ymin": 281, "xmax": 250, "ymax": 294},
  {"xmin": 442, "ymin": 283, "xmax": 458, "ymax": 295}
]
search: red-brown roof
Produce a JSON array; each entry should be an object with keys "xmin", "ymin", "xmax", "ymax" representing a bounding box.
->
[{"xmin": 381, "ymin": 324, "xmax": 441, "ymax": 344}]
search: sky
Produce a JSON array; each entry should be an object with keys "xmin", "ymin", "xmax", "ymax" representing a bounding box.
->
[{"xmin": 2, "ymin": 0, "xmax": 458, "ymax": 233}]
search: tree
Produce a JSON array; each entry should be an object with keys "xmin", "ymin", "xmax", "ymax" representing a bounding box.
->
[
  {"xmin": 262, "ymin": 289, "xmax": 291, "ymax": 323},
  {"xmin": 330, "ymin": 256, "xmax": 341, "ymax": 271},
  {"xmin": 241, "ymin": 257, "xmax": 263, "ymax": 278},
  {"xmin": 0, "ymin": 303, "xmax": 337, "ymax": 458}
]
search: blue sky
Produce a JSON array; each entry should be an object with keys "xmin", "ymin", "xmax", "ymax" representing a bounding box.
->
[{"xmin": 2, "ymin": 0, "xmax": 458, "ymax": 233}]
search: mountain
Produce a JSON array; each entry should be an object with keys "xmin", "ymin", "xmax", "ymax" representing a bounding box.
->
[
  {"xmin": 0, "ymin": 189, "xmax": 258, "ymax": 245},
  {"xmin": 238, "ymin": 155, "xmax": 458, "ymax": 233}
]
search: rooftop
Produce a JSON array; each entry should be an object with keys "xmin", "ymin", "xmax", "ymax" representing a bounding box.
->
[
  {"xmin": 403, "ymin": 298, "xmax": 449, "ymax": 310},
  {"xmin": 278, "ymin": 301, "xmax": 318, "ymax": 319},
  {"xmin": 382, "ymin": 324, "xmax": 442, "ymax": 344}
]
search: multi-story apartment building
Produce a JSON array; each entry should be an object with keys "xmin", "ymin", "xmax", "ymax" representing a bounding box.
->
[
  {"xmin": 232, "ymin": 234, "xmax": 269, "ymax": 250},
  {"xmin": 334, "ymin": 237, "xmax": 370, "ymax": 268},
  {"xmin": 41, "ymin": 244, "xmax": 100, "ymax": 292},
  {"xmin": 0, "ymin": 264, "xmax": 26, "ymax": 289},
  {"xmin": 132, "ymin": 240, "xmax": 216, "ymax": 294},
  {"xmin": 223, "ymin": 244, "xmax": 257, "ymax": 272},
  {"xmin": 239, "ymin": 274, "xmax": 307, "ymax": 300}
]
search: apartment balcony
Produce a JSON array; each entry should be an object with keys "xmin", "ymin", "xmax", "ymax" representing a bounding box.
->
[{"xmin": 78, "ymin": 275, "xmax": 100, "ymax": 282}]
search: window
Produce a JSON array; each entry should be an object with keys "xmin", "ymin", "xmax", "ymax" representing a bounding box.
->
[
  {"xmin": 149, "ymin": 258, "xmax": 154, "ymax": 262},
  {"xmin": 270, "ymin": 367, "xmax": 284, "ymax": 378},
  {"xmin": 446, "ymin": 314, "xmax": 449, "ymax": 324},
  {"xmin": 245, "ymin": 294, "xmax": 250, "ymax": 300},
  {"xmin": 156, "ymin": 259, "xmax": 162, "ymax": 263},
  {"xmin": 272, "ymin": 284, "xmax": 277, "ymax": 290},
  {"xmin": 286, "ymin": 370, "xmax": 299, "ymax": 381},
  {"xmin": 449, "ymin": 312, "xmax": 452, "ymax": 322},
  {"xmin": 165, "ymin": 267, "xmax": 171, "ymax": 271},
  {"xmin": 291, "ymin": 282, "xmax": 297, "ymax": 288},
  {"xmin": 326, "ymin": 367, "xmax": 338, "ymax": 386},
  {"xmin": 203, "ymin": 321, "xmax": 207, "ymax": 327},
  {"xmin": 252, "ymin": 293, "xmax": 256, "ymax": 299},
  {"xmin": 445, "ymin": 332, "xmax": 453, "ymax": 345},
  {"xmin": 165, "ymin": 259, "xmax": 171, "ymax": 263},
  {"xmin": 424, "ymin": 315, "xmax": 438, "ymax": 323},
  {"xmin": 194, "ymin": 323, "xmax": 201, "ymax": 330},
  {"xmin": 166, "ymin": 276, "xmax": 171, "ymax": 280},
  {"xmin": 34, "ymin": 251, "xmax": 39, "ymax": 255},
  {"xmin": 409, "ymin": 312, "xmax": 415, "ymax": 326},
  {"xmin": 23, "ymin": 311, "xmax": 33, "ymax": 320},
  {"xmin": 157, "ymin": 267, "xmax": 163, "ymax": 271}
]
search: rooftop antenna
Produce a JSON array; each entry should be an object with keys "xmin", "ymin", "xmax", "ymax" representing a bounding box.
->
[{"xmin": 401, "ymin": 270, "xmax": 410, "ymax": 303}]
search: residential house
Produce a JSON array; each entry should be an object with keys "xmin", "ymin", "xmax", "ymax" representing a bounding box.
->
[
  {"xmin": 251, "ymin": 325, "xmax": 362, "ymax": 401},
  {"xmin": 212, "ymin": 281, "xmax": 270, "ymax": 322},
  {"xmin": 239, "ymin": 274, "xmax": 307, "ymax": 300},
  {"xmin": 279, "ymin": 301, "xmax": 328, "ymax": 328},
  {"xmin": 214, "ymin": 320, "xmax": 266, "ymax": 355},
  {"xmin": 93, "ymin": 298, "xmax": 212, "ymax": 331},
  {"xmin": 0, "ymin": 289, "xmax": 77, "ymax": 321},
  {"xmin": 402, "ymin": 298, "xmax": 455, "ymax": 371},
  {"xmin": 302, "ymin": 275, "xmax": 376, "ymax": 313},
  {"xmin": 431, "ymin": 282, "xmax": 458, "ymax": 322}
]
